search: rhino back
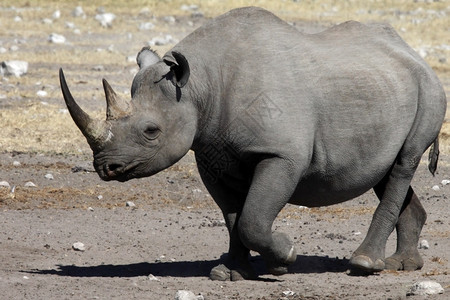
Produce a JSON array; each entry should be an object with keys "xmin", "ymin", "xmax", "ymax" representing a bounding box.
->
[{"xmin": 169, "ymin": 7, "xmax": 443, "ymax": 202}]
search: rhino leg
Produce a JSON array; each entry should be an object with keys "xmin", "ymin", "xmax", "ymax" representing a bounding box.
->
[
  {"xmin": 198, "ymin": 174, "xmax": 257, "ymax": 281},
  {"xmin": 237, "ymin": 158, "xmax": 299, "ymax": 276},
  {"xmin": 350, "ymin": 143, "xmax": 427, "ymax": 272},
  {"xmin": 383, "ymin": 187, "xmax": 426, "ymax": 271}
]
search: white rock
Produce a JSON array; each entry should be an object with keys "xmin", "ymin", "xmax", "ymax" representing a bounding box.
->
[
  {"xmin": 13, "ymin": 161, "xmax": 21, "ymax": 167},
  {"xmin": 72, "ymin": 6, "xmax": 85, "ymax": 18},
  {"xmin": 36, "ymin": 90, "xmax": 48, "ymax": 97},
  {"xmin": 42, "ymin": 18, "xmax": 53, "ymax": 24},
  {"xmin": 175, "ymin": 290, "xmax": 204, "ymax": 300},
  {"xmin": 48, "ymin": 33, "xmax": 66, "ymax": 44},
  {"xmin": 139, "ymin": 22, "xmax": 155, "ymax": 30},
  {"xmin": 88, "ymin": 207, "xmax": 94, "ymax": 211},
  {"xmin": 65, "ymin": 22, "xmax": 75, "ymax": 29},
  {"xmin": 147, "ymin": 274, "xmax": 160, "ymax": 281},
  {"xmin": 163, "ymin": 16, "xmax": 176, "ymax": 24},
  {"xmin": 441, "ymin": 179, "xmax": 450, "ymax": 186},
  {"xmin": 407, "ymin": 281, "xmax": 444, "ymax": 296},
  {"xmin": 0, "ymin": 47, "xmax": 6, "ymax": 54},
  {"xmin": 9, "ymin": 45, "xmax": 19, "ymax": 52},
  {"xmin": 0, "ymin": 181, "xmax": 10, "ymax": 188},
  {"xmin": 1, "ymin": 60, "xmax": 28, "ymax": 77},
  {"xmin": 419, "ymin": 239, "xmax": 430, "ymax": 249},
  {"xmin": 432, "ymin": 185, "xmax": 440, "ymax": 191},
  {"xmin": 24, "ymin": 181, "xmax": 36, "ymax": 187},
  {"xmin": 126, "ymin": 201, "xmax": 136, "ymax": 207},
  {"xmin": 52, "ymin": 10, "xmax": 61, "ymax": 19},
  {"xmin": 72, "ymin": 242, "xmax": 85, "ymax": 251},
  {"xmin": 14, "ymin": 16, "xmax": 22, "ymax": 22},
  {"xmin": 45, "ymin": 173, "xmax": 54, "ymax": 180},
  {"xmin": 282, "ymin": 290, "xmax": 295, "ymax": 296},
  {"xmin": 95, "ymin": 13, "xmax": 116, "ymax": 27}
]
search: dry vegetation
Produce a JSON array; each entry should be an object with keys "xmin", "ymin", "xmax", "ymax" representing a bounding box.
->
[{"xmin": 0, "ymin": 0, "xmax": 449, "ymax": 154}]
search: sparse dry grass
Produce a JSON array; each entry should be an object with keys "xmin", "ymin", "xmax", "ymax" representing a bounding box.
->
[{"xmin": 0, "ymin": 0, "xmax": 449, "ymax": 155}]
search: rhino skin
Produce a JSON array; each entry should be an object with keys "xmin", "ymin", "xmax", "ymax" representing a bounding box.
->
[{"xmin": 60, "ymin": 7, "xmax": 447, "ymax": 280}]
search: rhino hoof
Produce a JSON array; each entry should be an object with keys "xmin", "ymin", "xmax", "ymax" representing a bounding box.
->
[
  {"xmin": 209, "ymin": 264, "xmax": 231, "ymax": 281},
  {"xmin": 349, "ymin": 255, "xmax": 384, "ymax": 272}
]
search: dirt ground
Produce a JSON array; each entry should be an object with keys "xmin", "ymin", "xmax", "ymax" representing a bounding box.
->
[{"xmin": 1, "ymin": 1, "xmax": 449, "ymax": 299}]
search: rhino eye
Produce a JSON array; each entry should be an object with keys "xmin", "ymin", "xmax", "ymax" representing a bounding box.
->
[{"xmin": 143, "ymin": 126, "xmax": 160, "ymax": 140}]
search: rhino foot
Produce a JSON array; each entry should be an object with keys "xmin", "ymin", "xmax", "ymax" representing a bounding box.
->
[
  {"xmin": 209, "ymin": 264, "xmax": 257, "ymax": 281},
  {"xmin": 266, "ymin": 245, "xmax": 297, "ymax": 276},
  {"xmin": 349, "ymin": 255, "xmax": 385, "ymax": 273},
  {"xmin": 385, "ymin": 252, "xmax": 423, "ymax": 271}
]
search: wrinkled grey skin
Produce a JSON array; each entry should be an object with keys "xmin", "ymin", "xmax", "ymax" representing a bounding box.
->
[{"xmin": 60, "ymin": 7, "xmax": 447, "ymax": 281}]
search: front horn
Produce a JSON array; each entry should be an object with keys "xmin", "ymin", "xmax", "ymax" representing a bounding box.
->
[{"xmin": 59, "ymin": 68, "xmax": 107, "ymax": 151}]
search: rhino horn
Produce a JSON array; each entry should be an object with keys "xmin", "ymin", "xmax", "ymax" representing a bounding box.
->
[
  {"xmin": 103, "ymin": 78, "xmax": 131, "ymax": 120},
  {"xmin": 59, "ymin": 68, "xmax": 108, "ymax": 151}
]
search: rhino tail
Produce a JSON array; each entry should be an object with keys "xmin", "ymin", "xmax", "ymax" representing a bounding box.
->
[{"xmin": 428, "ymin": 137, "xmax": 440, "ymax": 176}]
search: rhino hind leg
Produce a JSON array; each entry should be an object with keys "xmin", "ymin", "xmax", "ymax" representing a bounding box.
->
[
  {"xmin": 350, "ymin": 153, "xmax": 422, "ymax": 272},
  {"xmin": 384, "ymin": 187, "xmax": 426, "ymax": 271}
]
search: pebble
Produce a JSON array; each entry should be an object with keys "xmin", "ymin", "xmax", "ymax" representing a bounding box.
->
[
  {"xmin": 419, "ymin": 239, "xmax": 429, "ymax": 249},
  {"xmin": 24, "ymin": 181, "xmax": 36, "ymax": 187},
  {"xmin": 126, "ymin": 201, "xmax": 136, "ymax": 207},
  {"xmin": 52, "ymin": 10, "xmax": 61, "ymax": 19},
  {"xmin": 1, "ymin": 60, "xmax": 28, "ymax": 77},
  {"xmin": 147, "ymin": 274, "xmax": 160, "ymax": 281},
  {"xmin": 407, "ymin": 281, "xmax": 444, "ymax": 296},
  {"xmin": 97, "ymin": 195, "xmax": 103, "ymax": 200},
  {"xmin": 441, "ymin": 179, "xmax": 450, "ymax": 186},
  {"xmin": 48, "ymin": 33, "xmax": 66, "ymax": 44},
  {"xmin": 45, "ymin": 173, "xmax": 54, "ymax": 180},
  {"xmin": 72, "ymin": 242, "xmax": 85, "ymax": 251},
  {"xmin": 95, "ymin": 13, "xmax": 116, "ymax": 28},
  {"xmin": 0, "ymin": 181, "xmax": 11, "ymax": 188},
  {"xmin": 72, "ymin": 6, "xmax": 86, "ymax": 18},
  {"xmin": 431, "ymin": 185, "xmax": 440, "ymax": 191},
  {"xmin": 88, "ymin": 207, "xmax": 94, "ymax": 211},
  {"xmin": 36, "ymin": 90, "xmax": 48, "ymax": 97},
  {"xmin": 13, "ymin": 161, "xmax": 21, "ymax": 167},
  {"xmin": 175, "ymin": 290, "xmax": 204, "ymax": 300},
  {"xmin": 139, "ymin": 22, "xmax": 155, "ymax": 30},
  {"xmin": 282, "ymin": 290, "xmax": 295, "ymax": 296}
]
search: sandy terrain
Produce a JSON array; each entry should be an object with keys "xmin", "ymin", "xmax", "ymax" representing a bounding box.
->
[{"xmin": 1, "ymin": 1, "xmax": 449, "ymax": 299}]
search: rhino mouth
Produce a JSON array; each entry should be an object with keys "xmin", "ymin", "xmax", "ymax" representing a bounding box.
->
[{"xmin": 97, "ymin": 161, "xmax": 141, "ymax": 182}]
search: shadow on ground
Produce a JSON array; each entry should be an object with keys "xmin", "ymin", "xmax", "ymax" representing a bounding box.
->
[{"xmin": 27, "ymin": 255, "xmax": 350, "ymax": 278}]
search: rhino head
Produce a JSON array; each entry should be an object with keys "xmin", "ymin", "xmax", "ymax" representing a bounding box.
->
[{"xmin": 60, "ymin": 48, "xmax": 198, "ymax": 182}]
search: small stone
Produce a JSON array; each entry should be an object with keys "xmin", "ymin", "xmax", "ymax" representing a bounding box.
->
[
  {"xmin": 1, "ymin": 60, "xmax": 28, "ymax": 77},
  {"xmin": 95, "ymin": 13, "xmax": 116, "ymax": 28},
  {"xmin": 0, "ymin": 181, "xmax": 10, "ymax": 188},
  {"xmin": 52, "ymin": 10, "xmax": 61, "ymax": 19},
  {"xmin": 14, "ymin": 16, "xmax": 22, "ymax": 22},
  {"xmin": 126, "ymin": 201, "xmax": 136, "ymax": 207},
  {"xmin": 24, "ymin": 181, "xmax": 36, "ymax": 187},
  {"xmin": 97, "ymin": 195, "xmax": 103, "ymax": 200},
  {"xmin": 37, "ymin": 90, "xmax": 48, "ymax": 97},
  {"xmin": 48, "ymin": 33, "xmax": 66, "ymax": 44},
  {"xmin": 45, "ymin": 173, "xmax": 54, "ymax": 180},
  {"xmin": 72, "ymin": 242, "xmax": 85, "ymax": 251},
  {"xmin": 147, "ymin": 274, "xmax": 160, "ymax": 281},
  {"xmin": 407, "ymin": 281, "xmax": 444, "ymax": 296},
  {"xmin": 88, "ymin": 207, "xmax": 94, "ymax": 211},
  {"xmin": 13, "ymin": 161, "xmax": 21, "ymax": 166},
  {"xmin": 72, "ymin": 6, "xmax": 85, "ymax": 18},
  {"xmin": 175, "ymin": 290, "xmax": 204, "ymax": 300},
  {"xmin": 282, "ymin": 290, "xmax": 295, "ymax": 296},
  {"xmin": 441, "ymin": 179, "xmax": 450, "ymax": 186},
  {"xmin": 419, "ymin": 240, "xmax": 429, "ymax": 249},
  {"xmin": 163, "ymin": 16, "xmax": 176, "ymax": 24},
  {"xmin": 431, "ymin": 185, "xmax": 440, "ymax": 191},
  {"xmin": 139, "ymin": 22, "xmax": 155, "ymax": 30}
]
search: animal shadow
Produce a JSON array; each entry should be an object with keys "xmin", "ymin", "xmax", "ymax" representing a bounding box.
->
[{"xmin": 28, "ymin": 255, "xmax": 349, "ymax": 279}]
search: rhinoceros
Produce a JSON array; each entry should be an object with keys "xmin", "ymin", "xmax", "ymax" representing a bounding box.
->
[{"xmin": 59, "ymin": 7, "xmax": 447, "ymax": 280}]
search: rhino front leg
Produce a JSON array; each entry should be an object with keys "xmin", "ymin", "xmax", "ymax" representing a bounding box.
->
[
  {"xmin": 198, "ymin": 173, "xmax": 257, "ymax": 281},
  {"xmin": 238, "ymin": 158, "xmax": 300, "ymax": 276}
]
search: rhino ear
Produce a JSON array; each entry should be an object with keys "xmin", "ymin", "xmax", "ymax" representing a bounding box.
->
[
  {"xmin": 136, "ymin": 46, "xmax": 161, "ymax": 69},
  {"xmin": 163, "ymin": 51, "xmax": 190, "ymax": 88}
]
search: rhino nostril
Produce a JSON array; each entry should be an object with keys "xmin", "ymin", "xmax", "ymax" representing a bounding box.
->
[{"xmin": 105, "ymin": 163, "xmax": 123, "ymax": 176}]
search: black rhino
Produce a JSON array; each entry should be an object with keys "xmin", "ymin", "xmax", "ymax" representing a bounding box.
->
[{"xmin": 60, "ymin": 7, "xmax": 447, "ymax": 280}]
